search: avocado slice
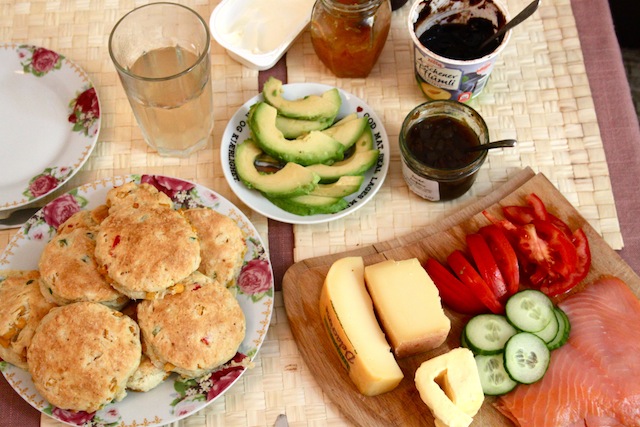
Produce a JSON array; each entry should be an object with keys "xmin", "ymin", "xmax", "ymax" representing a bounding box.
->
[
  {"xmin": 305, "ymin": 125, "xmax": 379, "ymax": 183},
  {"xmin": 262, "ymin": 76, "xmax": 341, "ymax": 121},
  {"xmin": 305, "ymin": 150, "xmax": 380, "ymax": 183},
  {"xmin": 235, "ymin": 140, "xmax": 320, "ymax": 198},
  {"xmin": 275, "ymin": 115, "xmax": 333, "ymax": 139},
  {"xmin": 353, "ymin": 123, "xmax": 375, "ymax": 152},
  {"xmin": 321, "ymin": 116, "xmax": 368, "ymax": 150},
  {"xmin": 308, "ymin": 175, "xmax": 365, "ymax": 198},
  {"xmin": 267, "ymin": 193, "xmax": 349, "ymax": 216},
  {"xmin": 250, "ymin": 102, "xmax": 345, "ymax": 166}
]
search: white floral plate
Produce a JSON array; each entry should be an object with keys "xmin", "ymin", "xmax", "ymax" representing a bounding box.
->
[
  {"xmin": 0, "ymin": 44, "xmax": 101, "ymax": 213},
  {"xmin": 221, "ymin": 83, "xmax": 390, "ymax": 225},
  {"xmin": 0, "ymin": 175, "xmax": 274, "ymax": 427}
]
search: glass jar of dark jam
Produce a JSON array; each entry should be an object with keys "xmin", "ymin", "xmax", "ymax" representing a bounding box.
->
[
  {"xmin": 310, "ymin": 0, "xmax": 392, "ymax": 78},
  {"xmin": 400, "ymin": 100, "xmax": 488, "ymax": 201}
]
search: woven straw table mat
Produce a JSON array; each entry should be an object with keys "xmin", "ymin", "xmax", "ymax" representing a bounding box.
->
[{"xmin": 288, "ymin": 0, "xmax": 623, "ymax": 262}]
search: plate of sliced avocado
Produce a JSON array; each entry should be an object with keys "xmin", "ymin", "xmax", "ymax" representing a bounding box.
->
[{"xmin": 221, "ymin": 77, "xmax": 390, "ymax": 224}]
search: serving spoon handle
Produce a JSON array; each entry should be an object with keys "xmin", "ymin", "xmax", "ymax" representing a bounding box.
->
[{"xmin": 467, "ymin": 139, "xmax": 517, "ymax": 152}]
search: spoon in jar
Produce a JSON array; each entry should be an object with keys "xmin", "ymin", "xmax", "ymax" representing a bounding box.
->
[
  {"xmin": 466, "ymin": 139, "xmax": 517, "ymax": 152},
  {"xmin": 477, "ymin": 0, "xmax": 541, "ymax": 51}
]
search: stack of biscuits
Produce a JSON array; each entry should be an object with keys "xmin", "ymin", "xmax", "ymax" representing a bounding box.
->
[{"xmin": 0, "ymin": 182, "xmax": 248, "ymax": 413}]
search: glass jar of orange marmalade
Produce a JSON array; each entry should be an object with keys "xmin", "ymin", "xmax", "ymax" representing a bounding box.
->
[{"xmin": 310, "ymin": 0, "xmax": 392, "ymax": 78}]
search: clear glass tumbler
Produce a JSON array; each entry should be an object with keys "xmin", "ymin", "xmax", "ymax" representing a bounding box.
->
[{"xmin": 109, "ymin": 2, "xmax": 214, "ymax": 157}]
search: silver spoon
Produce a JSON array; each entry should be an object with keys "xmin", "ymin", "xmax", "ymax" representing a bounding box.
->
[
  {"xmin": 467, "ymin": 139, "xmax": 517, "ymax": 152},
  {"xmin": 477, "ymin": 0, "xmax": 541, "ymax": 51}
]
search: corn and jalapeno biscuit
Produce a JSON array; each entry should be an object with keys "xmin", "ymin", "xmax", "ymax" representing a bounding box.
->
[
  {"xmin": 126, "ymin": 354, "xmax": 170, "ymax": 392},
  {"xmin": 95, "ymin": 204, "xmax": 201, "ymax": 300},
  {"xmin": 183, "ymin": 208, "xmax": 247, "ymax": 287},
  {"xmin": 38, "ymin": 228, "xmax": 128, "ymax": 309},
  {"xmin": 106, "ymin": 182, "xmax": 172, "ymax": 213},
  {"xmin": 27, "ymin": 302, "xmax": 141, "ymax": 412},
  {"xmin": 57, "ymin": 205, "xmax": 108, "ymax": 235},
  {"xmin": 0, "ymin": 270, "xmax": 57, "ymax": 370},
  {"xmin": 137, "ymin": 271, "xmax": 246, "ymax": 379}
]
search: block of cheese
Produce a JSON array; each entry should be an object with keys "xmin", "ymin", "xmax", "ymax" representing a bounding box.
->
[
  {"xmin": 363, "ymin": 258, "xmax": 451, "ymax": 358},
  {"xmin": 319, "ymin": 256, "xmax": 404, "ymax": 396},
  {"xmin": 414, "ymin": 347, "xmax": 485, "ymax": 427}
]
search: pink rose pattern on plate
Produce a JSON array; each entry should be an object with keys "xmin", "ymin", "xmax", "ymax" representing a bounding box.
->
[
  {"xmin": 18, "ymin": 45, "xmax": 63, "ymax": 77},
  {"xmin": 237, "ymin": 258, "xmax": 273, "ymax": 300},
  {"xmin": 68, "ymin": 87, "xmax": 100, "ymax": 137},
  {"xmin": 22, "ymin": 167, "xmax": 73, "ymax": 202},
  {"xmin": 171, "ymin": 353, "xmax": 249, "ymax": 414},
  {"xmin": 15, "ymin": 45, "xmax": 99, "ymax": 204},
  {"xmin": 16, "ymin": 176, "xmax": 272, "ymax": 426}
]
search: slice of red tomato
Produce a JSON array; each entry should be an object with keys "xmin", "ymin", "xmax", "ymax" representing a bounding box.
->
[
  {"xmin": 531, "ymin": 219, "xmax": 578, "ymax": 279},
  {"xmin": 503, "ymin": 194, "xmax": 550, "ymax": 225},
  {"xmin": 447, "ymin": 250, "xmax": 504, "ymax": 314},
  {"xmin": 540, "ymin": 228, "xmax": 591, "ymax": 296},
  {"xmin": 525, "ymin": 193, "xmax": 550, "ymax": 222},
  {"xmin": 466, "ymin": 233, "xmax": 509, "ymax": 303},
  {"xmin": 548, "ymin": 213, "xmax": 574, "ymax": 240},
  {"xmin": 503, "ymin": 206, "xmax": 537, "ymax": 225},
  {"xmin": 423, "ymin": 258, "xmax": 487, "ymax": 315},
  {"xmin": 478, "ymin": 224, "xmax": 520, "ymax": 295}
]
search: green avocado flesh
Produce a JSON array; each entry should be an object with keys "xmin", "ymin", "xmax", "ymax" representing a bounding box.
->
[
  {"xmin": 235, "ymin": 140, "xmax": 319, "ymax": 198},
  {"xmin": 250, "ymin": 102, "xmax": 345, "ymax": 166},
  {"xmin": 275, "ymin": 115, "xmax": 333, "ymax": 139},
  {"xmin": 267, "ymin": 193, "xmax": 349, "ymax": 216},
  {"xmin": 308, "ymin": 175, "xmax": 364, "ymax": 198},
  {"xmin": 262, "ymin": 76, "xmax": 341, "ymax": 121},
  {"xmin": 321, "ymin": 116, "xmax": 368, "ymax": 150},
  {"xmin": 305, "ymin": 149, "xmax": 380, "ymax": 183}
]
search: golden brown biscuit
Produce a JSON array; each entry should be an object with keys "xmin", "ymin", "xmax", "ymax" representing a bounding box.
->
[
  {"xmin": 137, "ymin": 272, "xmax": 245, "ymax": 379},
  {"xmin": 106, "ymin": 182, "xmax": 172, "ymax": 213},
  {"xmin": 38, "ymin": 228, "xmax": 128, "ymax": 309},
  {"xmin": 57, "ymin": 205, "xmax": 109, "ymax": 235},
  {"xmin": 183, "ymin": 208, "xmax": 247, "ymax": 287},
  {"xmin": 0, "ymin": 270, "xmax": 57, "ymax": 369},
  {"xmin": 94, "ymin": 204, "xmax": 201, "ymax": 300},
  {"xmin": 126, "ymin": 354, "xmax": 170, "ymax": 392},
  {"xmin": 27, "ymin": 302, "xmax": 141, "ymax": 412}
]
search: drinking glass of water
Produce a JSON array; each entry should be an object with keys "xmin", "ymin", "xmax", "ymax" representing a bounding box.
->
[{"xmin": 109, "ymin": 2, "xmax": 214, "ymax": 157}]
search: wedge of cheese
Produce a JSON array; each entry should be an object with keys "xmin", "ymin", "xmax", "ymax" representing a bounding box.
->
[
  {"xmin": 319, "ymin": 256, "xmax": 404, "ymax": 396},
  {"xmin": 414, "ymin": 347, "xmax": 485, "ymax": 427},
  {"xmin": 363, "ymin": 258, "xmax": 451, "ymax": 358}
]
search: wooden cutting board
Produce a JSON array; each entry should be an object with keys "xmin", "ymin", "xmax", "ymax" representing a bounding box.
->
[{"xmin": 281, "ymin": 167, "xmax": 640, "ymax": 426}]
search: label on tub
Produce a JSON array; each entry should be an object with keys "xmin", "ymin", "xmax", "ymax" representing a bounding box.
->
[{"xmin": 414, "ymin": 48, "xmax": 494, "ymax": 103}]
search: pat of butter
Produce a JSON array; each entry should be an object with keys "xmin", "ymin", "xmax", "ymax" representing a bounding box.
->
[
  {"xmin": 414, "ymin": 347, "xmax": 485, "ymax": 427},
  {"xmin": 364, "ymin": 258, "xmax": 451, "ymax": 358},
  {"xmin": 218, "ymin": 0, "xmax": 315, "ymax": 55},
  {"xmin": 319, "ymin": 256, "xmax": 404, "ymax": 396}
]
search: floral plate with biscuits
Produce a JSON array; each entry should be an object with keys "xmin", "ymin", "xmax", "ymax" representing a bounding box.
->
[
  {"xmin": 0, "ymin": 175, "xmax": 274, "ymax": 427},
  {"xmin": 0, "ymin": 44, "xmax": 100, "ymax": 215}
]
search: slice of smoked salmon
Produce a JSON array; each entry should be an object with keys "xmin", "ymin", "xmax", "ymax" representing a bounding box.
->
[{"xmin": 494, "ymin": 276, "xmax": 640, "ymax": 427}]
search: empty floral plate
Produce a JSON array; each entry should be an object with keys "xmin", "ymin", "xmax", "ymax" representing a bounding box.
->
[
  {"xmin": 0, "ymin": 44, "xmax": 101, "ymax": 213},
  {"xmin": 0, "ymin": 175, "xmax": 274, "ymax": 427}
]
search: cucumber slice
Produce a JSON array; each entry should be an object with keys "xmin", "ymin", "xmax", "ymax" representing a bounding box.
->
[
  {"xmin": 504, "ymin": 332, "xmax": 550, "ymax": 384},
  {"xmin": 464, "ymin": 314, "xmax": 518, "ymax": 355},
  {"xmin": 546, "ymin": 307, "xmax": 571, "ymax": 350},
  {"xmin": 533, "ymin": 307, "xmax": 559, "ymax": 343},
  {"xmin": 475, "ymin": 354, "xmax": 518, "ymax": 395},
  {"xmin": 505, "ymin": 289, "xmax": 554, "ymax": 332},
  {"xmin": 460, "ymin": 329, "xmax": 469, "ymax": 349}
]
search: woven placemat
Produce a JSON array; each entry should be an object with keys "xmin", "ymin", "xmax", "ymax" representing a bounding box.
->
[{"xmin": 288, "ymin": 0, "xmax": 623, "ymax": 262}]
